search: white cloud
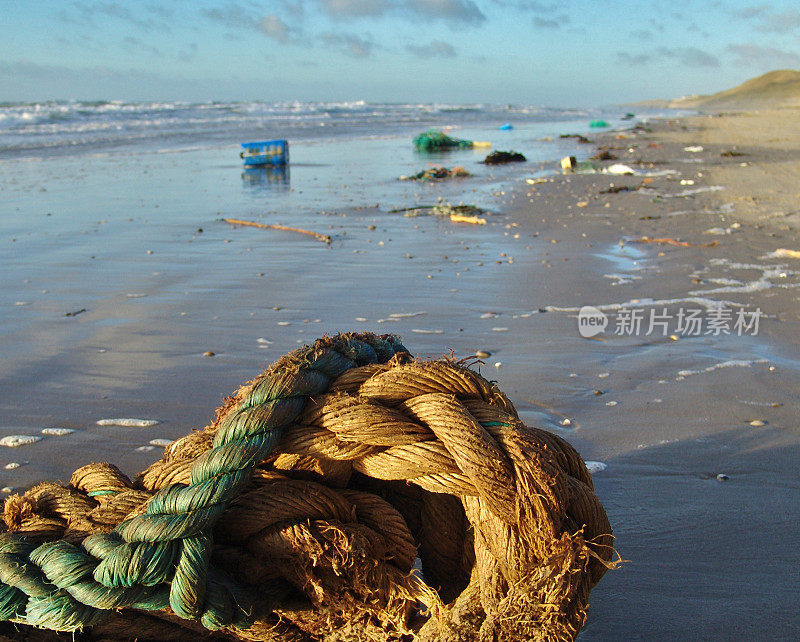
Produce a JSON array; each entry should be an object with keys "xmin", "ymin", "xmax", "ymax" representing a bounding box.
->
[
  {"xmin": 405, "ymin": 0, "xmax": 485, "ymax": 24},
  {"xmin": 617, "ymin": 52, "xmax": 652, "ymax": 66},
  {"xmin": 726, "ymin": 43, "xmax": 800, "ymax": 67},
  {"xmin": 657, "ymin": 46, "xmax": 721, "ymax": 67},
  {"xmin": 314, "ymin": 0, "xmax": 392, "ymax": 19},
  {"xmin": 406, "ymin": 40, "xmax": 457, "ymax": 58},
  {"xmin": 313, "ymin": 0, "xmax": 485, "ymax": 24},
  {"xmin": 533, "ymin": 15, "xmax": 569, "ymax": 28},
  {"xmin": 258, "ymin": 15, "xmax": 300, "ymax": 42},
  {"xmin": 754, "ymin": 9, "xmax": 800, "ymax": 34},
  {"xmin": 319, "ymin": 32, "xmax": 376, "ymax": 57}
]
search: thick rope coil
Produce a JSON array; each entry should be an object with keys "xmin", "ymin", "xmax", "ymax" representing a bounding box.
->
[{"xmin": 1, "ymin": 333, "xmax": 615, "ymax": 641}]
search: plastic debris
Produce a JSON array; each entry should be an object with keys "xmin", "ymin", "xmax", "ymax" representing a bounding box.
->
[
  {"xmin": 413, "ymin": 129, "xmax": 473, "ymax": 151},
  {"xmin": 683, "ymin": 145, "xmax": 704, "ymax": 153},
  {"xmin": 399, "ymin": 166, "xmax": 471, "ymax": 181},
  {"xmin": 589, "ymin": 120, "xmax": 610, "ymax": 128},
  {"xmin": 561, "ymin": 156, "xmax": 578, "ymax": 171},
  {"xmin": 604, "ymin": 164, "xmax": 635, "ymax": 175},
  {"xmin": 431, "ymin": 203, "xmax": 485, "ymax": 217},
  {"xmin": 499, "ymin": 123, "xmax": 513, "ymax": 130},
  {"xmin": 450, "ymin": 213, "xmax": 486, "ymax": 225},
  {"xmin": 766, "ymin": 248, "xmax": 800, "ymax": 260}
]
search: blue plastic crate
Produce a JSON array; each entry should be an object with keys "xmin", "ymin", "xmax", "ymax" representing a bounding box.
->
[{"xmin": 240, "ymin": 139, "xmax": 289, "ymax": 166}]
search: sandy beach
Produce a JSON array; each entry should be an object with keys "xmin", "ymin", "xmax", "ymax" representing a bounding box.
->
[
  {"xmin": 504, "ymin": 110, "xmax": 800, "ymax": 640},
  {"xmin": 2, "ymin": 106, "xmax": 800, "ymax": 639}
]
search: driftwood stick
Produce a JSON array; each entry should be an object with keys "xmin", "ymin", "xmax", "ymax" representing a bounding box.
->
[
  {"xmin": 223, "ymin": 218, "xmax": 332, "ymax": 244},
  {"xmin": 628, "ymin": 236, "xmax": 718, "ymax": 248}
]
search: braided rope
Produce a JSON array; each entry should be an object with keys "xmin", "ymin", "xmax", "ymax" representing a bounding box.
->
[
  {"xmin": 0, "ymin": 333, "xmax": 408, "ymax": 633},
  {"xmin": 1, "ymin": 333, "xmax": 615, "ymax": 641}
]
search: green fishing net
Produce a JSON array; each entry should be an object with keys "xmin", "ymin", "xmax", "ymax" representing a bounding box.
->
[{"xmin": 412, "ymin": 129, "xmax": 473, "ymax": 151}]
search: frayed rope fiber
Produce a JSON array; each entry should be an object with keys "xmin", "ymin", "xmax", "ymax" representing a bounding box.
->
[{"xmin": 0, "ymin": 333, "xmax": 615, "ymax": 641}]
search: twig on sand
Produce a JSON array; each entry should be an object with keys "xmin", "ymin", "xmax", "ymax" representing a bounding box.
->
[
  {"xmin": 387, "ymin": 205, "xmax": 439, "ymax": 213},
  {"xmin": 628, "ymin": 236, "xmax": 718, "ymax": 248},
  {"xmin": 223, "ymin": 218, "xmax": 332, "ymax": 244}
]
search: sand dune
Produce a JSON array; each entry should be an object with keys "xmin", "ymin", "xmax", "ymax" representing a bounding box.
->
[{"xmin": 670, "ymin": 69, "xmax": 800, "ymax": 109}]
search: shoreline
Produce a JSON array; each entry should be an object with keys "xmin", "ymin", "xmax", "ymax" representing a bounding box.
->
[{"xmin": 496, "ymin": 109, "xmax": 800, "ymax": 638}]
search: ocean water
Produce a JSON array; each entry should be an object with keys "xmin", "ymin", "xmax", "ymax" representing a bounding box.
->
[
  {"xmin": 0, "ymin": 100, "xmax": 647, "ymax": 240},
  {"xmin": 0, "ymin": 99, "xmax": 645, "ymax": 481},
  {"xmin": 0, "ymin": 99, "xmax": 608, "ymax": 160}
]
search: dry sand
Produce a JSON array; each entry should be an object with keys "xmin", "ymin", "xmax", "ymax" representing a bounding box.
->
[
  {"xmin": 2, "ymin": 109, "xmax": 800, "ymax": 639},
  {"xmin": 659, "ymin": 107, "xmax": 800, "ymax": 229}
]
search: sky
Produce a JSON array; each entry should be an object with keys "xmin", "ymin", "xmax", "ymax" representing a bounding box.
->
[{"xmin": 2, "ymin": 0, "xmax": 800, "ymax": 106}]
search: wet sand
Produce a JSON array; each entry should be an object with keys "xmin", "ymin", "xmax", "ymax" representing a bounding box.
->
[
  {"xmin": 2, "ymin": 111, "xmax": 800, "ymax": 639},
  {"xmin": 499, "ymin": 112, "xmax": 800, "ymax": 639}
]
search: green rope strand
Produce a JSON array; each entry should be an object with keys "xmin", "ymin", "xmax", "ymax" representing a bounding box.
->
[{"xmin": 0, "ymin": 333, "xmax": 407, "ymax": 633}]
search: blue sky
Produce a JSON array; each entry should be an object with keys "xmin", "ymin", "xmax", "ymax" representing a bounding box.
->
[{"xmin": 2, "ymin": 0, "xmax": 800, "ymax": 105}]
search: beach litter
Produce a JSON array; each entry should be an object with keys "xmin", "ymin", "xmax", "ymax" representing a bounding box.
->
[
  {"xmin": 401, "ymin": 202, "xmax": 489, "ymax": 226},
  {"xmin": 412, "ymin": 129, "xmax": 476, "ymax": 151},
  {"xmin": 450, "ymin": 212, "xmax": 486, "ymax": 225},
  {"xmin": 483, "ymin": 150, "xmax": 526, "ymax": 164},
  {"xmin": 223, "ymin": 218, "xmax": 332, "ymax": 244},
  {"xmin": 431, "ymin": 202, "xmax": 487, "ymax": 219},
  {"xmin": 683, "ymin": 145, "xmax": 704, "ymax": 153},
  {"xmin": 566, "ymin": 161, "xmax": 639, "ymax": 176},
  {"xmin": 561, "ymin": 156, "xmax": 577, "ymax": 171},
  {"xmin": 399, "ymin": 166, "xmax": 471, "ymax": 181},
  {"xmin": 560, "ymin": 133, "xmax": 591, "ymax": 143},
  {"xmin": 604, "ymin": 163, "xmax": 636, "ymax": 175},
  {"xmin": 589, "ymin": 119, "xmax": 610, "ymax": 128},
  {"xmin": 765, "ymin": 248, "xmax": 800, "ymax": 260},
  {"xmin": 0, "ymin": 333, "xmax": 615, "ymax": 641}
]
